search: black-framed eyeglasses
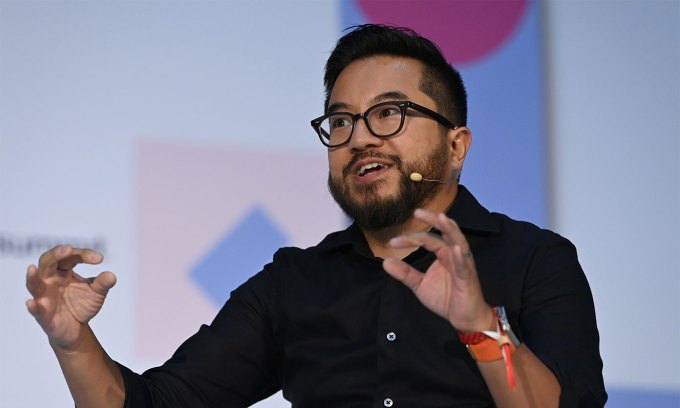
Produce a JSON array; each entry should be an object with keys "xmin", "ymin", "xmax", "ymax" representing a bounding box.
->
[{"xmin": 311, "ymin": 100, "xmax": 457, "ymax": 148}]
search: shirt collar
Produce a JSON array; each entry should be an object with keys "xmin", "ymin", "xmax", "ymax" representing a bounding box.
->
[
  {"xmin": 317, "ymin": 184, "xmax": 500, "ymax": 255},
  {"xmin": 446, "ymin": 184, "xmax": 500, "ymax": 235}
]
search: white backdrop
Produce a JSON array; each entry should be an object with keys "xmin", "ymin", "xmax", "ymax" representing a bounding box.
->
[
  {"xmin": 546, "ymin": 0, "xmax": 679, "ymax": 400},
  {"xmin": 1, "ymin": 1, "xmax": 678, "ymax": 407}
]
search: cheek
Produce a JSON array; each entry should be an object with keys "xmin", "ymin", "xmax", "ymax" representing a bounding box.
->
[
  {"xmin": 328, "ymin": 150, "xmax": 346, "ymax": 176},
  {"xmin": 400, "ymin": 122, "xmax": 441, "ymax": 149}
]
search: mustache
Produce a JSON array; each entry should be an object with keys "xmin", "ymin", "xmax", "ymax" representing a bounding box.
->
[{"xmin": 342, "ymin": 151, "xmax": 403, "ymax": 178}]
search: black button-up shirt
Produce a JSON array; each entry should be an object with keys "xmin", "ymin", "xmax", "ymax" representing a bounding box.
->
[{"xmin": 120, "ymin": 186, "xmax": 606, "ymax": 407}]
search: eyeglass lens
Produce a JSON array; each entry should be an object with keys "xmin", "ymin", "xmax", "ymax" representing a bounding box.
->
[{"xmin": 319, "ymin": 103, "xmax": 403, "ymax": 146}]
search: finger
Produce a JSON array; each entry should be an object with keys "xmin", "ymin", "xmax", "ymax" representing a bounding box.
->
[
  {"xmin": 389, "ymin": 232, "xmax": 445, "ymax": 251},
  {"xmin": 26, "ymin": 264, "xmax": 46, "ymax": 297},
  {"xmin": 383, "ymin": 257, "xmax": 424, "ymax": 292},
  {"xmin": 25, "ymin": 298, "xmax": 43, "ymax": 319},
  {"xmin": 89, "ymin": 271, "xmax": 117, "ymax": 296},
  {"xmin": 414, "ymin": 209, "xmax": 468, "ymax": 248},
  {"xmin": 391, "ymin": 233, "xmax": 476, "ymax": 281},
  {"xmin": 56, "ymin": 249, "xmax": 104, "ymax": 272},
  {"xmin": 452, "ymin": 245, "xmax": 473, "ymax": 279},
  {"xmin": 35, "ymin": 248, "xmax": 103, "ymax": 282},
  {"xmin": 389, "ymin": 233, "xmax": 455, "ymax": 266},
  {"xmin": 37, "ymin": 245, "xmax": 73, "ymax": 277},
  {"xmin": 412, "ymin": 208, "xmax": 441, "ymax": 227}
]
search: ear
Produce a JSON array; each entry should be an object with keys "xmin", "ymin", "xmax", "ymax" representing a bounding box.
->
[{"xmin": 447, "ymin": 126, "xmax": 472, "ymax": 175}]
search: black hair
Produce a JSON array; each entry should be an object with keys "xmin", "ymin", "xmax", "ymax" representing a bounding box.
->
[{"xmin": 324, "ymin": 24, "xmax": 467, "ymax": 126}]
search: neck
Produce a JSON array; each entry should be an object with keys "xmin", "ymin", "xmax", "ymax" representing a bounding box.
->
[{"xmin": 363, "ymin": 183, "xmax": 459, "ymax": 259}]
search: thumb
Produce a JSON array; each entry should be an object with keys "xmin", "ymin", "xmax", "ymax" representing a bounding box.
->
[
  {"xmin": 383, "ymin": 257, "xmax": 423, "ymax": 292},
  {"xmin": 90, "ymin": 271, "xmax": 117, "ymax": 295}
]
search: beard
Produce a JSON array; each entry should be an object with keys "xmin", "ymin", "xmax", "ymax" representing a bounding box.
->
[{"xmin": 328, "ymin": 137, "xmax": 450, "ymax": 232}]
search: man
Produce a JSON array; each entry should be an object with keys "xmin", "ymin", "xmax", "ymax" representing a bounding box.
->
[{"xmin": 26, "ymin": 25, "xmax": 606, "ymax": 407}]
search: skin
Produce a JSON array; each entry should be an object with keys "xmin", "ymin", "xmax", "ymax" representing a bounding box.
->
[
  {"xmin": 26, "ymin": 245, "xmax": 124, "ymax": 407},
  {"xmin": 26, "ymin": 55, "xmax": 559, "ymax": 408},
  {"xmin": 327, "ymin": 57, "xmax": 470, "ymax": 256},
  {"xmin": 328, "ymin": 56, "xmax": 561, "ymax": 407}
]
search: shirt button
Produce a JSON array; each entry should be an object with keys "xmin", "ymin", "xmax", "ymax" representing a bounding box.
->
[
  {"xmin": 383, "ymin": 398, "xmax": 394, "ymax": 407},
  {"xmin": 386, "ymin": 332, "xmax": 397, "ymax": 342}
]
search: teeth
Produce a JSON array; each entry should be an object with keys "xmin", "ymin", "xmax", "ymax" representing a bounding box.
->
[{"xmin": 358, "ymin": 162, "xmax": 383, "ymax": 176}]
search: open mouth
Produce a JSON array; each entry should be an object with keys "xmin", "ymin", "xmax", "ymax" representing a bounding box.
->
[{"xmin": 357, "ymin": 162, "xmax": 388, "ymax": 177}]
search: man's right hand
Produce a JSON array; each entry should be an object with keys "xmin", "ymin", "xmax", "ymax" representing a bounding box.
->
[{"xmin": 26, "ymin": 245, "xmax": 117, "ymax": 350}]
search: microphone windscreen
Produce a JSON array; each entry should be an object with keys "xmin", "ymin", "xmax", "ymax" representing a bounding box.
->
[{"xmin": 410, "ymin": 172, "xmax": 423, "ymax": 182}]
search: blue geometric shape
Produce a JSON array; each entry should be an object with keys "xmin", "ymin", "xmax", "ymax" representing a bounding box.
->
[
  {"xmin": 190, "ymin": 205, "xmax": 288, "ymax": 307},
  {"xmin": 606, "ymin": 388, "xmax": 680, "ymax": 408}
]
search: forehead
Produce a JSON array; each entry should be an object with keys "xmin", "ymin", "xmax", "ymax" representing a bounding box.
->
[{"xmin": 328, "ymin": 56, "xmax": 429, "ymax": 110}]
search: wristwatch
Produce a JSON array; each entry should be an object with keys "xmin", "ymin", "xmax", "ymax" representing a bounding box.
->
[{"xmin": 457, "ymin": 306, "xmax": 521, "ymax": 362}]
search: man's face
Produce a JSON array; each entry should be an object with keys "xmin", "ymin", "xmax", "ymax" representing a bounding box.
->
[{"xmin": 326, "ymin": 56, "xmax": 453, "ymax": 231}]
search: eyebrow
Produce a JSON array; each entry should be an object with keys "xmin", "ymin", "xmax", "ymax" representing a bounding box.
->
[{"xmin": 327, "ymin": 91, "xmax": 410, "ymax": 113}]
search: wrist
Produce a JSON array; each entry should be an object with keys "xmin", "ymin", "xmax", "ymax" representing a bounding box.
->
[
  {"xmin": 457, "ymin": 306, "xmax": 521, "ymax": 389},
  {"xmin": 454, "ymin": 305, "xmax": 496, "ymax": 334},
  {"xmin": 457, "ymin": 306, "xmax": 521, "ymax": 361},
  {"xmin": 49, "ymin": 324, "xmax": 93, "ymax": 355}
]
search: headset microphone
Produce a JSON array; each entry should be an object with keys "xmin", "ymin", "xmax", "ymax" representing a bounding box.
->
[{"xmin": 409, "ymin": 172, "xmax": 446, "ymax": 184}]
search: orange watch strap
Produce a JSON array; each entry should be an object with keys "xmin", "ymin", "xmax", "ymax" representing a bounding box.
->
[{"xmin": 465, "ymin": 335, "xmax": 517, "ymax": 362}]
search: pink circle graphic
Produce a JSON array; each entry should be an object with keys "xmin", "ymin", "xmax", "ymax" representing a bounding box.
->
[{"xmin": 357, "ymin": 0, "xmax": 529, "ymax": 65}]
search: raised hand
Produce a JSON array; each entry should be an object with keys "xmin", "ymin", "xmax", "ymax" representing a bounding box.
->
[
  {"xmin": 26, "ymin": 245, "xmax": 117, "ymax": 350},
  {"xmin": 382, "ymin": 209, "xmax": 494, "ymax": 333}
]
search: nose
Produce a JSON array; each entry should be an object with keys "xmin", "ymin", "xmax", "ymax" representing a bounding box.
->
[{"xmin": 348, "ymin": 117, "xmax": 384, "ymax": 153}]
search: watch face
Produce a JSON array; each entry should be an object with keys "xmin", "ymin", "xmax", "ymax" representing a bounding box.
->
[{"xmin": 495, "ymin": 306, "xmax": 521, "ymax": 346}]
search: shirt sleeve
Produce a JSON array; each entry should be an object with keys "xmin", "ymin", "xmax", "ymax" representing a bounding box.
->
[
  {"xmin": 118, "ymin": 262, "xmax": 282, "ymax": 408},
  {"xmin": 519, "ymin": 235, "xmax": 607, "ymax": 407}
]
